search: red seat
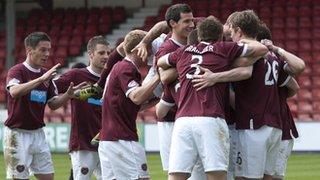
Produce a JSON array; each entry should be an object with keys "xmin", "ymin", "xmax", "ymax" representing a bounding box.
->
[
  {"xmin": 286, "ymin": 6, "xmax": 299, "ymax": 17},
  {"xmin": 299, "ymin": 17, "xmax": 312, "ymax": 28},
  {"xmin": 286, "ymin": 17, "xmax": 298, "ymax": 29},
  {"xmin": 272, "ymin": 18, "xmax": 285, "ymax": 29},
  {"xmin": 299, "ymin": 28, "xmax": 312, "ymax": 40},
  {"xmin": 298, "ymin": 75, "xmax": 312, "ymax": 88},
  {"xmin": 313, "ymin": 52, "xmax": 320, "ymax": 62},
  {"xmin": 299, "ymin": 40, "xmax": 311, "ymax": 52},
  {"xmin": 298, "ymin": 101, "xmax": 313, "ymax": 113},
  {"xmin": 313, "ymin": 101, "xmax": 320, "ymax": 112},
  {"xmin": 298, "ymin": 89, "xmax": 312, "ymax": 100},
  {"xmin": 273, "ymin": 6, "xmax": 285, "ymax": 18},
  {"xmin": 259, "ymin": 7, "xmax": 271, "ymax": 19},
  {"xmin": 68, "ymin": 46, "xmax": 81, "ymax": 56},
  {"xmin": 69, "ymin": 36, "xmax": 83, "ymax": 46},
  {"xmin": 55, "ymin": 47, "xmax": 68, "ymax": 59},
  {"xmin": 312, "ymin": 76, "xmax": 320, "ymax": 87},
  {"xmin": 60, "ymin": 24, "xmax": 74, "ymax": 36},
  {"xmin": 285, "ymin": 40, "xmax": 298, "ymax": 53},
  {"xmin": 73, "ymin": 25, "xmax": 85, "ymax": 35},
  {"xmin": 286, "ymin": 29, "xmax": 298, "ymax": 40},
  {"xmin": 299, "ymin": 6, "xmax": 312, "ymax": 16},
  {"xmin": 57, "ymin": 36, "xmax": 69, "ymax": 46},
  {"xmin": 0, "ymin": 49, "xmax": 6, "ymax": 59},
  {"xmin": 312, "ymin": 63, "xmax": 320, "ymax": 75},
  {"xmin": 272, "ymin": 29, "xmax": 285, "ymax": 41},
  {"xmin": 297, "ymin": 113, "xmax": 312, "ymax": 121},
  {"xmin": 312, "ymin": 113, "xmax": 320, "ymax": 121},
  {"xmin": 312, "ymin": 40, "xmax": 320, "ymax": 52}
]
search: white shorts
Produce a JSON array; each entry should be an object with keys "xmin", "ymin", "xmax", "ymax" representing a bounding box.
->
[
  {"xmin": 3, "ymin": 127, "xmax": 54, "ymax": 179},
  {"xmin": 157, "ymin": 121, "xmax": 174, "ymax": 171},
  {"xmin": 169, "ymin": 117, "xmax": 230, "ymax": 174},
  {"xmin": 188, "ymin": 158, "xmax": 206, "ymax": 180},
  {"xmin": 70, "ymin": 150, "xmax": 102, "ymax": 180},
  {"xmin": 142, "ymin": 66, "xmax": 163, "ymax": 98},
  {"xmin": 273, "ymin": 139, "xmax": 294, "ymax": 178},
  {"xmin": 98, "ymin": 140, "xmax": 149, "ymax": 180},
  {"xmin": 235, "ymin": 125, "xmax": 282, "ymax": 179},
  {"xmin": 227, "ymin": 124, "xmax": 237, "ymax": 180}
]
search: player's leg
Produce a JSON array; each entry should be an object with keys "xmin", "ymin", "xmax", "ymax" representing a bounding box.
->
[
  {"xmin": 264, "ymin": 128, "xmax": 283, "ymax": 179},
  {"xmin": 234, "ymin": 126, "xmax": 274, "ymax": 179},
  {"xmin": 92, "ymin": 151, "xmax": 102, "ymax": 180},
  {"xmin": 69, "ymin": 150, "xmax": 99, "ymax": 180},
  {"xmin": 192, "ymin": 117, "xmax": 229, "ymax": 180},
  {"xmin": 102, "ymin": 140, "xmax": 150, "ymax": 179},
  {"xmin": 168, "ymin": 117, "xmax": 198, "ymax": 180},
  {"xmin": 3, "ymin": 127, "xmax": 33, "ymax": 180},
  {"xmin": 31, "ymin": 129, "xmax": 54, "ymax": 180},
  {"xmin": 157, "ymin": 121, "xmax": 174, "ymax": 171},
  {"xmin": 272, "ymin": 139, "xmax": 294, "ymax": 180},
  {"xmin": 227, "ymin": 124, "xmax": 238, "ymax": 180},
  {"xmin": 98, "ymin": 141, "xmax": 116, "ymax": 180}
]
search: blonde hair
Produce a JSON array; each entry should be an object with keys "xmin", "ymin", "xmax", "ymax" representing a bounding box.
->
[{"xmin": 123, "ymin": 30, "xmax": 147, "ymax": 55}]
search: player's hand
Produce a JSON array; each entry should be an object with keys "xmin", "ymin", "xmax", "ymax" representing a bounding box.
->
[
  {"xmin": 261, "ymin": 39, "xmax": 278, "ymax": 52},
  {"xmin": 131, "ymin": 42, "xmax": 148, "ymax": 62},
  {"xmin": 191, "ymin": 66, "xmax": 217, "ymax": 91},
  {"xmin": 40, "ymin": 63, "xmax": 61, "ymax": 82},
  {"xmin": 66, "ymin": 82, "xmax": 88, "ymax": 98}
]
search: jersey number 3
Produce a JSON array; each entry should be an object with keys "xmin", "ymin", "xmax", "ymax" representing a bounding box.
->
[
  {"xmin": 264, "ymin": 61, "xmax": 279, "ymax": 86},
  {"xmin": 186, "ymin": 55, "xmax": 203, "ymax": 79}
]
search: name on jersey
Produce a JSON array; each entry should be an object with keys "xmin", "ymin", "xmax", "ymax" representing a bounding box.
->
[
  {"xmin": 185, "ymin": 45, "xmax": 214, "ymax": 54},
  {"xmin": 30, "ymin": 90, "xmax": 47, "ymax": 104}
]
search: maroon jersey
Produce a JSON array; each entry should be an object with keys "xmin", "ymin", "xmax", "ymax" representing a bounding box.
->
[
  {"xmin": 155, "ymin": 38, "xmax": 184, "ymax": 122},
  {"xmin": 278, "ymin": 88, "xmax": 299, "ymax": 140},
  {"xmin": 97, "ymin": 49, "xmax": 123, "ymax": 88},
  {"xmin": 167, "ymin": 41, "xmax": 246, "ymax": 118},
  {"xmin": 233, "ymin": 52, "xmax": 288, "ymax": 130},
  {"xmin": 160, "ymin": 81, "xmax": 180, "ymax": 120},
  {"xmin": 100, "ymin": 58, "xmax": 142, "ymax": 141},
  {"xmin": 54, "ymin": 67, "xmax": 101, "ymax": 152},
  {"xmin": 5, "ymin": 62, "xmax": 57, "ymax": 130},
  {"xmin": 277, "ymin": 64, "xmax": 298, "ymax": 140}
]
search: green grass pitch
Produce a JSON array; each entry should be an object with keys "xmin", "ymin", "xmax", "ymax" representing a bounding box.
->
[{"xmin": 0, "ymin": 153, "xmax": 319, "ymax": 179}]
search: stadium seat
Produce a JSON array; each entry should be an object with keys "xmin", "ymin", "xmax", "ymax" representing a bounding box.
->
[
  {"xmin": 299, "ymin": 28, "xmax": 312, "ymax": 40},
  {"xmin": 299, "ymin": 40, "xmax": 312, "ymax": 52},
  {"xmin": 298, "ymin": 75, "xmax": 312, "ymax": 88},
  {"xmin": 286, "ymin": 17, "xmax": 298, "ymax": 29},
  {"xmin": 286, "ymin": 6, "xmax": 299, "ymax": 17},
  {"xmin": 298, "ymin": 89, "xmax": 312, "ymax": 101},
  {"xmin": 286, "ymin": 29, "xmax": 298, "ymax": 40}
]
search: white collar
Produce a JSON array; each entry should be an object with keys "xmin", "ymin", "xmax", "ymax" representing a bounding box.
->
[
  {"xmin": 23, "ymin": 61, "xmax": 41, "ymax": 73},
  {"xmin": 86, "ymin": 66, "xmax": 101, "ymax": 77},
  {"xmin": 169, "ymin": 38, "xmax": 184, "ymax": 47},
  {"xmin": 124, "ymin": 57, "xmax": 140, "ymax": 72},
  {"xmin": 200, "ymin": 41, "xmax": 210, "ymax": 45}
]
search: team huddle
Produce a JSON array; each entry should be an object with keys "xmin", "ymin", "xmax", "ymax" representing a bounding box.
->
[{"xmin": 3, "ymin": 3, "xmax": 305, "ymax": 180}]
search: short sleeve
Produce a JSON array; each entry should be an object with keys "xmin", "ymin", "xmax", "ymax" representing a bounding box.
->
[
  {"xmin": 160, "ymin": 85, "xmax": 175, "ymax": 107},
  {"xmin": 118, "ymin": 67, "xmax": 141, "ymax": 97},
  {"xmin": 278, "ymin": 61, "xmax": 291, "ymax": 87},
  {"xmin": 166, "ymin": 47, "xmax": 186, "ymax": 67},
  {"xmin": 47, "ymin": 79, "xmax": 58, "ymax": 100},
  {"xmin": 151, "ymin": 34, "xmax": 167, "ymax": 55},
  {"xmin": 53, "ymin": 70, "xmax": 76, "ymax": 93},
  {"xmin": 6, "ymin": 67, "xmax": 23, "ymax": 91},
  {"xmin": 221, "ymin": 42, "xmax": 247, "ymax": 64}
]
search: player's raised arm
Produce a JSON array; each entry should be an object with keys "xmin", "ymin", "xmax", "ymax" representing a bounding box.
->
[
  {"xmin": 9, "ymin": 63, "xmax": 60, "ymax": 98},
  {"xmin": 132, "ymin": 21, "xmax": 169, "ymax": 60},
  {"xmin": 261, "ymin": 39, "xmax": 305, "ymax": 76}
]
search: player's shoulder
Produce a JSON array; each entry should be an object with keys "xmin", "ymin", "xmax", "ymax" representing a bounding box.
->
[{"xmin": 8, "ymin": 63, "xmax": 26, "ymax": 75}]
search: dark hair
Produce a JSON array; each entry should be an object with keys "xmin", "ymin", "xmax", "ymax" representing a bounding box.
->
[
  {"xmin": 197, "ymin": 16, "xmax": 223, "ymax": 42},
  {"xmin": 165, "ymin": 3, "xmax": 192, "ymax": 29},
  {"xmin": 229, "ymin": 10, "xmax": 260, "ymax": 38},
  {"xmin": 87, "ymin": 35, "xmax": 110, "ymax": 53},
  {"xmin": 257, "ymin": 23, "xmax": 272, "ymax": 41},
  {"xmin": 24, "ymin": 32, "xmax": 51, "ymax": 49},
  {"xmin": 71, "ymin": 62, "xmax": 87, "ymax": 69},
  {"xmin": 187, "ymin": 29, "xmax": 199, "ymax": 45}
]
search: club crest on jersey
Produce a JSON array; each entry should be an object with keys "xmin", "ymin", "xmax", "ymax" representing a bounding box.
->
[
  {"xmin": 128, "ymin": 80, "xmax": 139, "ymax": 88},
  {"xmin": 81, "ymin": 167, "xmax": 89, "ymax": 175},
  {"xmin": 16, "ymin": 165, "xmax": 25, "ymax": 172}
]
